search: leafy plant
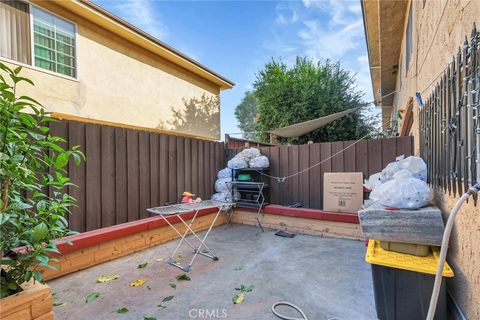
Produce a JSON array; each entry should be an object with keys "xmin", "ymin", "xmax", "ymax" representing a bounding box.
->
[
  {"xmin": 253, "ymin": 57, "xmax": 378, "ymax": 144},
  {"xmin": 0, "ymin": 62, "xmax": 84, "ymax": 298}
]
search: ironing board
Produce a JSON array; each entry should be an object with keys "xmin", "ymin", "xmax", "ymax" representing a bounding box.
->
[{"xmin": 147, "ymin": 200, "xmax": 231, "ymax": 272}]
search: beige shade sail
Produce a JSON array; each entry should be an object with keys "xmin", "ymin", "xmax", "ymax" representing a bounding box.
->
[{"xmin": 267, "ymin": 107, "xmax": 360, "ymax": 138}]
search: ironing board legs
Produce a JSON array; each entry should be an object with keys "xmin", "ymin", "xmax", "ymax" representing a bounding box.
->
[{"xmin": 163, "ymin": 208, "xmax": 222, "ymax": 272}]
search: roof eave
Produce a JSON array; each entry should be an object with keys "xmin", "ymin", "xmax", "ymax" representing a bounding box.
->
[{"xmin": 46, "ymin": 0, "xmax": 235, "ymax": 90}]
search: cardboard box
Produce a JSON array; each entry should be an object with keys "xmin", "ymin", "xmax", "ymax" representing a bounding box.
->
[{"xmin": 323, "ymin": 172, "xmax": 363, "ymax": 213}]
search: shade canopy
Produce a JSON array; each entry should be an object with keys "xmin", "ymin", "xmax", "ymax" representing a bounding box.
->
[{"xmin": 267, "ymin": 107, "xmax": 360, "ymax": 138}]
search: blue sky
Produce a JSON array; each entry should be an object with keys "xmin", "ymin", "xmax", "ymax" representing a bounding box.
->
[{"xmin": 94, "ymin": 0, "xmax": 376, "ymax": 138}]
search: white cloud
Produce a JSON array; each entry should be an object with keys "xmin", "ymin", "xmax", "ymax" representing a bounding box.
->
[
  {"xmin": 275, "ymin": 3, "xmax": 299, "ymax": 25},
  {"xmin": 297, "ymin": 0, "xmax": 373, "ymax": 102},
  {"xmin": 114, "ymin": 0, "xmax": 168, "ymax": 40}
]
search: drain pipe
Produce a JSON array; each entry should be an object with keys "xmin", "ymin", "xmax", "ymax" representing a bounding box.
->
[{"xmin": 426, "ymin": 182, "xmax": 480, "ymax": 320}]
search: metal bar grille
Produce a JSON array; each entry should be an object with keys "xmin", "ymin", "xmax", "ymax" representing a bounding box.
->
[{"xmin": 420, "ymin": 23, "xmax": 479, "ymax": 202}]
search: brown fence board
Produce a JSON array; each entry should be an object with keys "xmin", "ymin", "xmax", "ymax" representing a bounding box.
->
[
  {"xmin": 344, "ymin": 140, "xmax": 356, "ymax": 172},
  {"xmin": 176, "ymin": 137, "xmax": 185, "ymax": 197},
  {"xmin": 85, "ymin": 124, "xmax": 102, "ymax": 231},
  {"xmin": 114, "ymin": 128, "xmax": 128, "ymax": 225},
  {"xmin": 198, "ymin": 140, "xmax": 205, "ymax": 199},
  {"xmin": 138, "ymin": 132, "xmax": 150, "ymax": 219},
  {"xmin": 331, "ymin": 141, "xmax": 344, "ymax": 172},
  {"xmin": 149, "ymin": 133, "xmax": 159, "ymax": 207},
  {"xmin": 159, "ymin": 135, "xmax": 168, "ymax": 206},
  {"xmin": 184, "ymin": 138, "xmax": 192, "ymax": 192},
  {"xmin": 367, "ymin": 139, "xmax": 383, "ymax": 175},
  {"xmin": 127, "ymin": 130, "xmax": 140, "ymax": 222},
  {"xmin": 168, "ymin": 136, "xmax": 177, "ymax": 202},
  {"xmin": 203, "ymin": 141, "xmax": 210, "ymax": 199},
  {"xmin": 290, "ymin": 145, "xmax": 299, "ymax": 204},
  {"xmin": 68, "ymin": 121, "xmax": 86, "ymax": 232},
  {"xmin": 101, "ymin": 126, "xmax": 116, "ymax": 227},
  {"xmin": 298, "ymin": 144, "xmax": 310, "ymax": 208},
  {"xmin": 309, "ymin": 143, "xmax": 321, "ymax": 209},
  {"xmin": 191, "ymin": 139, "xmax": 199, "ymax": 197},
  {"xmin": 209, "ymin": 141, "xmax": 216, "ymax": 197}
]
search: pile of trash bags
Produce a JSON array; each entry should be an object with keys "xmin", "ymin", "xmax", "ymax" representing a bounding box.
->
[
  {"xmin": 364, "ymin": 155, "xmax": 433, "ymax": 209},
  {"xmin": 211, "ymin": 148, "xmax": 269, "ymax": 202},
  {"xmin": 226, "ymin": 148, "xmax": 269, "ymax": 169}
]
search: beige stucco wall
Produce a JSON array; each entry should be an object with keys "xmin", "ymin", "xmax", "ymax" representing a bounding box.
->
[
  {"xmin": 0, "ymin": 2, "xmax": 221, "ymax": 140},
  {"xmin": 390, "ymin": 1, "xmax": 479, "ymax": 318}
]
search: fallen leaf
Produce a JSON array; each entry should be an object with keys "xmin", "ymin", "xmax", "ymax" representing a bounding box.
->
[
  {"xmin": 176, "ymin": 274, "xmax": 191, "ymax": 281},
  {"xmin": 144, "ymin": 317, "xmax": 157, "ymax": 320},
  {"xmin": 155, "ymin": 257, "xmax": 165, "ymax": 262},
  {"xmin": 162, "ymin": 295, "xmax": 174, "ymax": 302},
  {"xmin": 234, "ymin": 266, "xmax": 243, "ymax": 271},
  {"xmin": 157, "ymin": 304, "xmax": 167, "ymax": 310},
  {"xmin": 175, "ymin": 254, "xmax": 186, "ymax": 263},
  {"xmin": 130, "ymin": 279, "xmax": 146, "ymax": 287},
  {"xmin": 232, "ymin": 293, "xmax": 245, "ymax": 304},
  {"xmin": 235, "ymin": 285, "xmax": 254, "ymax": 292},
  {"xmin": 53, "ymin": 302, "xmax": 66, "ymax": 307},
  {"xmin": 96, "ymin": 274, "xmax": 119, "ymax": 283},
  {"xmin": 169, "ymin": 283, "xmax": 177, "ymax": 289},
  {"xmin": 116, "ymin": 307, "xmax": 129, "ymax": 314},
  {"xmin": 86, "ymin": 292, "xmax": 100, "ymax": 303},
  {"xmin": 137, "ymin": 262, "xmax": 148, "ymax": 269}
]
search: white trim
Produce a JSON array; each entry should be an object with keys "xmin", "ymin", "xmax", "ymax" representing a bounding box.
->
[{"xmin": 0, "ymin": 56, "xmax": 78, "ymax": 82}]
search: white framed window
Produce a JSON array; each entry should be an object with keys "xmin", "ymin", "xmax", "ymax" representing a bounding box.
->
[{"xmin": 0, "ymin": 0, "xmax": 77, "ymax": 78}]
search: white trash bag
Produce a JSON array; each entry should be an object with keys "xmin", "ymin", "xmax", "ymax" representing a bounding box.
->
[
  {"xmin": 249, "ymin": 155, "xmax": 269, "ymax": 168},
  {"xmin": 215, "ymin": 177, "xmax": 232, "ymax": 193},
  {"xmin": 398, "ymin": 156, "xmax": 427, "ymax": 181},
  {"xmin": 227, "ymin": 155, "xmax": 248, "ymax": 169},
  {"xmin": 240, "ymin": 148, "xmax": 261, "ymax": 160},
  {"xmin": 211, "ymin": 192, "xmax": 227, "ymax": 202},
  {"xmin": 217, "ymin": 167, "xmax": 232, "ymax": 179},
  {"xmin": 364, "ymin": 172, "xmax": 383, "ymax": 191},
  {"xmin": 380, "ymin": 162, "xmax": 402, "ymax": 182},
  {"xmin": 375, "ymin": 176, "xmax": 433, "ymax": 209}
]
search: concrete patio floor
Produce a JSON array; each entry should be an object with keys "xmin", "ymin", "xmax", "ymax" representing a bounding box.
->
[{"xmin": 48, "ymin": 224, "xmax": 376, "ymax": 320}]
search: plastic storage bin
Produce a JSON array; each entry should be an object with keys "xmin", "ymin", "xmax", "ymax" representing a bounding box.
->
[{"xmin": 366, "ymin": 240, "xmax": 453, "ymax": 320}]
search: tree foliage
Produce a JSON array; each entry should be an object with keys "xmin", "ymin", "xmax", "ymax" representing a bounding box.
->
[
  {"xmin": 253, "ymin": 57, "xmax": 376, "ymax": 144},
  {"xmin": 234, "ymin": 91, "xmax": 258, "ymax": 140},
  {"xmin": 0, "ymin": 62, "xmax": 84, "ymax": 298}
]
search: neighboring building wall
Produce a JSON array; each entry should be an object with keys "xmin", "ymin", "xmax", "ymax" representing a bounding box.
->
[
  {"xmin": 1, "ymin": 1, "xmax": 221, "ymax": 140},
  {"xmin": 391, "ymin": 1, "xmax": 479, "ymax": 318}
]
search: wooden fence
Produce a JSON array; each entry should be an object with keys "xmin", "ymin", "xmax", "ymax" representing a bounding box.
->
[
  {"xmin": 49, "ymin": 119, "xmax": 224, "ymax": 233},
  {"xmin": 419, "ymin": 23, "xmax": 479, "ymax": 197},
  {"xmin": 230, "ymin": 136, "xmax": 414, "ymax": 210}
]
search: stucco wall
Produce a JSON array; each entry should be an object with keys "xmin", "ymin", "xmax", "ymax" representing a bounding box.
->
[
  {"xmin": 391, "ymin": 1, "xmax": 479, "ymax": 318},
  {"xmin": 0, "ymin": 2, "xmax": 221, "ymax": 140}
]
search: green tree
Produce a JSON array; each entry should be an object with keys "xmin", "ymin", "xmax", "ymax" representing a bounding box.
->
[
  {"xmin": 253, "ymin": 57, "xmax": 376, "ymax": 144},
  {"xmin": 234, "ymin": 91, "xmax": 258, "ymax": 140},
  {"xmin": 0, "ymin": 62, "xmax": 84, "ymax": 297}
]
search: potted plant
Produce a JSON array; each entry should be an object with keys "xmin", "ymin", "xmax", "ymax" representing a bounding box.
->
[{"xmin": 0, "ymin": 62, "xmax": 84, "ymax": 318}]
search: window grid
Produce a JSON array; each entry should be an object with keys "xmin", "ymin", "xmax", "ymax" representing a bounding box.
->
[{"xmin": 32, "ymin": 7, "xmax": 76, "ymax": 78}]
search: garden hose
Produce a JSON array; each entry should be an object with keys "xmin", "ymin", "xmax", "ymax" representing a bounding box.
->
[
  {"xmin": 271, "ymin": 302, "xmax": 308, "ymax": 320},
  {"xmin": 426, "ymin": 182, "xmax": 480, "ymax": 320}
]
